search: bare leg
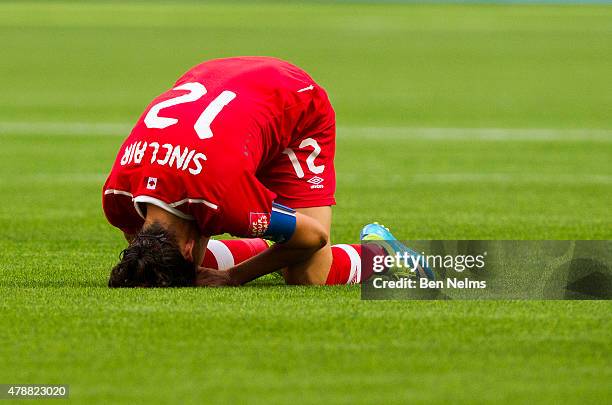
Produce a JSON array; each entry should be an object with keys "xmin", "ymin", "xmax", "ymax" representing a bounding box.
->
[{"xmin": 282, "ymin": 206, "xmax": 333, "ymax": 285}]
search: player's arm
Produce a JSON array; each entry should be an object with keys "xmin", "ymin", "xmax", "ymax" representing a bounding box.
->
[{"xmin": 195, "ymin": 212, "xmax": 327, "ymax": 286}]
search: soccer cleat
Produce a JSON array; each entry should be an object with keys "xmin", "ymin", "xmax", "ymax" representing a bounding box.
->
[{"xmin": 360, "ymin": 222, "xmax": 435, "ymax": 280}]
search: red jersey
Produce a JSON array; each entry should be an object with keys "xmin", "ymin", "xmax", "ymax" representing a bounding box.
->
[{"xmin": 103, "ymin": 57, "xmax": 336, "ymax": 238}]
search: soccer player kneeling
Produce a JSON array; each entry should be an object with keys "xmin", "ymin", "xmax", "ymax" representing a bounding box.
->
[{"xmin": 103, "ymin": 57, "xmax": 391, "ymax": 287}]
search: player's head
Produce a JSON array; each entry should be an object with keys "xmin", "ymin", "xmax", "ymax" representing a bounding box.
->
[{"xmin": 108, "ymin": 222, "xmax": 197, "ymax": 287}]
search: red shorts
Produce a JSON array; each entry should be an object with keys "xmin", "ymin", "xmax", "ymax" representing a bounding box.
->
[{"xmin": 256, "ymin": 96, "xmax": 337, "ymax": 209}]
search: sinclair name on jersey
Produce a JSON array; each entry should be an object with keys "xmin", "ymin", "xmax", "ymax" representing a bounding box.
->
[{"xmin": 120, "ymin": 141, "xmax": 206, "ymax": 176}]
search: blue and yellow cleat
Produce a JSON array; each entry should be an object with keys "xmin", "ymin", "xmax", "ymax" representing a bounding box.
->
[{"xmin": 360, "ymin": 223, "xmax": 435, "ymax": 280}]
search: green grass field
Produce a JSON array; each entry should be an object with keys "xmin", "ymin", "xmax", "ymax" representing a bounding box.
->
[{"xmin": 1, "ymin": 2, "xmax": 611, "ymax": 403}]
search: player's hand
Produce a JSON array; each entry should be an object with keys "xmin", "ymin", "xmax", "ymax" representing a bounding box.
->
[{"xmin": 195, "ymin": 267, "xmax": 239, "ymax": 287}]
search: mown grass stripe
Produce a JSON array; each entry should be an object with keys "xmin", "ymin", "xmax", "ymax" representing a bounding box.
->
[{"xmin": 1, "ymin": 121, "xmax": 611, "ymax": 142}]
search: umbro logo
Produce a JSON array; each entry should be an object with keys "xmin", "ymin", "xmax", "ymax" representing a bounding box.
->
[
  {"xmin": 307, "ymin": 176, "xmax": 324, "ymax": 185},
  {"xmin": 307, "ymin": 176, "xmax": 324, "ymax": 189}
]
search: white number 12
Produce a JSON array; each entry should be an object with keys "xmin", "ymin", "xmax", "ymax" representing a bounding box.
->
[
  {"xmin": 282, "ymin": 138, "xmax": 325, "ymax": 179},
  {"xmin": 144, "ymin": 81, "xmax": 236, "ymax": 139}
]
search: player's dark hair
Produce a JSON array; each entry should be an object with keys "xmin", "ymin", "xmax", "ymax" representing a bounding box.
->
[{"xmin": 108, "ymin": 222, "xmax": 196, "ymax": 288}]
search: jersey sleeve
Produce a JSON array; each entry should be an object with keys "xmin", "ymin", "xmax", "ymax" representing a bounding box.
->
[
  {"xmin": 217, "ymin": 171, "xmax": 277, "ymax": 239},
  {"xmin": 103, "ymin": 192, "xmax": 143, "ymax": 236},
  {"xmin": 102, "ymin": 171, "xmax": 144, "ymax": 236}
]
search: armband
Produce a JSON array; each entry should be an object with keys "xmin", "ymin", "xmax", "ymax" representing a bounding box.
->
[{"xmin": 263, "ymin": 203, "xmax": 297, "ymax": 243}]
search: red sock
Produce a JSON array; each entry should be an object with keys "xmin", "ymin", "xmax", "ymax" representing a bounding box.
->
[
  {"xmin": 325, "ymin": 243, "xmax": 385, "ymax": 285},
  {"xmin": 325, "ymin": 244, "xmax": 362, "ymax": 285},
  {"xmin": 203, "ymin": 239, "xmax": 374, "ymax": 285},
  {"xmin": 202, "ymin": 239, "xmax": 270, "ymax": 270}
]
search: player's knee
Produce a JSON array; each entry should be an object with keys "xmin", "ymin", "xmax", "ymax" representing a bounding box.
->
[
  {"xmin": 299, "ymin": 226, "xmax": 328, "ymax": 258},
  {"xmin": 311, "ymin": 223, "xmax": 329, "ymax": 252}
]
